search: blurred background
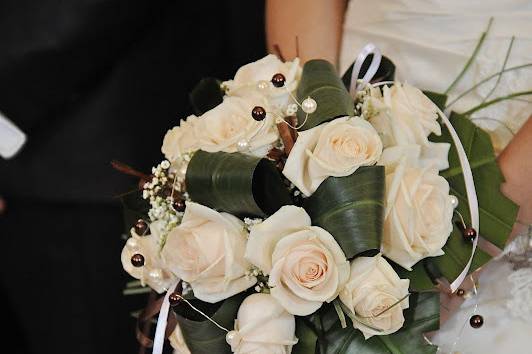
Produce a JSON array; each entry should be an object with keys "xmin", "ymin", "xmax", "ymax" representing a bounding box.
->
[{"xmin": 0, "ymin": 1, "xmax": 266, "ymax": 353}]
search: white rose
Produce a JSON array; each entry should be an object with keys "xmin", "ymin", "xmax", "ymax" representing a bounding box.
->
[
  {"xmin": 169, "ymin": 323, "xmax": 191, "ymax": 354},
  {"xmin": 283, "ymin": 116, "xmax": 383, "ymax": 196},
  {"xmin": 162, "ymin": 202, "xmax": 256, "ymax": 303},
  {"xmin": 368, "ymin": 83, "xmax": 450, "ymax": 170},
  {"xmin": 381, "ymin": 148, "xmax": 454, "ymax": 269},
  {"xmin": 223, "ymin": 54, "xmax": 301, "ymax": 110},
  {"xmin": 194, "ymin": 95, "xmax": 279, "ymax": 157},
  {"xmin": 121, "ymin": 220, "xmax": 177, "ymax": 293},
  {"xmin": 339, "ymin": 254, "xmax": 410, "ymax": 339},
  {"xmin": 245, "ymin": 205, "xmax": 350, "ymax": 316},
  {"xmin": 162, "ymin": 115, "xmax": 200, "ymax": 162},
  {"xmin": 228, "ymin": 293, "xmax": 297, "ymax": 354}
]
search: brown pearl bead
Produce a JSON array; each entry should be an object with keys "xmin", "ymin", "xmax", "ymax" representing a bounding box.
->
[
  {"xmin": 131, "ymin": 253, "xmax": 145, "ymax": 267},
  {"xmin": 173, "ymin": 200, "xmax": 186, "ymax": 212},
  {"xmin": 469, "ymin": 314, "xmax": 484, "ymax": 328},
  {"xmin": 271, "ymin": 73, "xmax": 286, "ymax": 87},
  {"xmin": 456, "ymin": 288, "xmax": 465, "ymax": 296},
  {"xmin": 134, "ymin": 219, "xmax": 149, "ymax": 236},
  {"xmin": 251, "ymin": 106, "xmax": 266, "ymax": 121},
  {"xmin": 463, "ymin": 227, "xmax": 477, "ymax": 242},
  {"xmin": 169, "ymin": 292, "xmax": 182, "ymax": 307}
]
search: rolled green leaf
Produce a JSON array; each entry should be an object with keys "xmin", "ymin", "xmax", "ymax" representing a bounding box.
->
[
  {"xmin": 320, "ymin": 292, "xmax": 439, "ymax": 354},
  {"xmin": 175, "ymin": 293, "xmax": 246, "ymax": 354},
  {"xmin": 189, "ymin": 77, "xmax": 224, "ymax": 115},
  {"xmin": 304, "ymin": 166, "xmax": 384, "ymax": 259},
  {"xmin": 186, "ymin": 150, "xmax": 292, "ymax": 217},
  {"xmin": 296, "ymin": 60, "xmax": 354, "ymax": 131}
]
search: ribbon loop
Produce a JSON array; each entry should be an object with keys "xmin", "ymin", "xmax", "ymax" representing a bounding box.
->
[{"xmin": 349, "ymin": 43, "xmax": 382, "ymax": 96}]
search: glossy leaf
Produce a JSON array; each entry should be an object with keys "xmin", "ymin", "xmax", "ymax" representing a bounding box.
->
[
  {"xmin": 296, "ymin": 60, "xmax": 354, "ymax": 130},
  {"xmin": 293, "ymin": 317, "xmax": 319, "ymax": 354},
  {"xmin": 186, "ymin": 150, "xmax": 292, "ymax": 217},
  {"xmin": 304, "ymin": 166, "xmax": 385, "ymax": 259},
  {"xmin": 189, "ymin": 77, "xmax": 224, "ymax": 115},
  {"xmin": 175, "ymin": 293, "xmax": 246, "ymax": 354}
]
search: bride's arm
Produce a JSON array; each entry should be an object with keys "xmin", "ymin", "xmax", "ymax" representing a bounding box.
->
[
  {"xmin": 265, "ymin": 0, "xmax": 347, "ymax": 68},
  {"xmin": 499, "ymin": 116, "xmax": 532, "ymax": 234}
]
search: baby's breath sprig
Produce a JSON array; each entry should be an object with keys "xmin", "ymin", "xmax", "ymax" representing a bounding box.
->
[
  {"xmin": 142, "ymin": 157, "xmax": 192, "ymax": 250},
  {"xmin": 243, "ymin": 217, "xmax": 263, "ymax": 234}
]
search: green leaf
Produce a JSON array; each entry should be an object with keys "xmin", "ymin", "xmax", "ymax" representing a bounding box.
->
[
  {"xmin": 396, "ymin": 261, "xmax": 436, "ymax": 292},
  {"xmin": 175, "ymin": 293, "xmax": 245, "ymax": 354},
  {"xmin": 189, "ymin": 77, "xmax": 224, "ymax": 115},
  {"xmin": 186, "ymin": 150, "xmax": 292, "ymax": 217},
  {"xmin": 304, "ymin": 166, "xmax": 384, "ymax": 259},
  {"xmin": 423, "ymin": 91, "xmax": 447, "ymax": 111},
  {"xmin": 341, "ymin": 55, "xmax": 396, "ymax": 89},
  {"xmin": 293, "ymin": 317, "xmax": 319, "ymax": 354},
  {"xmin": 296, "ymin": 60, "xmax": 354, "ymax": 130},
  {"xmin": 427, "ymin": 112, "xmax": 518, "ymax": 280},
  {"xmin": 319, "ymin": 292, "xmax": 439, "ymax": 354},
  {"xmin": 118, "ymin": 188, "xmax": 149, "ymax": 234}
]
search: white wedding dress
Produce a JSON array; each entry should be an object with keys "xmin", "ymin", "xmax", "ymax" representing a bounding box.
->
[
  {"xmin": 340, "ymin": 0, "xmax": 532, "ymax": 151},
  {"xmin": 341, "ymin": 1, "xmax": 532, "ymax": 353}
]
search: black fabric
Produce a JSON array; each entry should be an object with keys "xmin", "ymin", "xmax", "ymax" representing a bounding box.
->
[{"xmin": 0, "ymin": 0, "xmax": 266, "ymax": 353}]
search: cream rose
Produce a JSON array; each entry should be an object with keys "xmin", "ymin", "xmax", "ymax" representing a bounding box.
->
[
  {"xmin": 381, "ymin": 148, "xmax": 454, "ymax": 269},
  {"xmin": 194, "ymin": 95, "xmax": 279, "ymax": 157},
  {"xmin": 223, "ymin": 54, "xmax": 301, "ymax": 110},
  {"xmin": 228, "ymin": 293, "xmax": 298, "ymax": 354},
  {"xmin": 339, "ymin": 254, "xmax": 410, "ymax": 339},
  {"xmin": 121, "ymin": 220, "xmax": 177, "ymax": 293},
  {"xmin": 368, "ymin": 83, "xmax": 450, "ymax": 170},
  {"xmin": 162, "ymin": 202, "xmax": 256, "ymax": 302},
  {"xmin": 245, "ymin": 205, "xmax": 350, "ymax": 316},
  {"xmin": 283, "ymin": 116, "xmax": 382, "ymax": 196},
  {"xmin": 162, "ymin": 115, "xmax": 200, "ymax": 162}
]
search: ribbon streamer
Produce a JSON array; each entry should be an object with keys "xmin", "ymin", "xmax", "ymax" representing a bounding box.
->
[
  {"xmin": 152, "ymin": 280, "xmax": 180, "ymax": 354},
  {"xmin": 349, "ymin": 43, "xmax": 382, "ymax": 96}
]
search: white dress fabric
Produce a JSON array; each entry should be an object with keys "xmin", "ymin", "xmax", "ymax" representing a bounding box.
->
[
  {"xmin": 341, "ymin": 1, "xmax": 532, "ymax": 353},
  {"xmin": 340, "ymin": 0, "xmax": 532, "ymax": 151}
]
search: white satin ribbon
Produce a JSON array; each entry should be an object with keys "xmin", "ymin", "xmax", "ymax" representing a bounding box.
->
[
  {"xmin": 0, "ymin": 111, "xmax": 26, "ymax": 159},
  {"xmin": 436, "ymin": 107, "xmax": 479, "ymax": 292},
  {"xmin": 349, "ymin": 43, "xmax": 382, "ymax": 96},
  {"xmin": 152, "ymin": 280, "xmax": 179, "ymax": 354}
]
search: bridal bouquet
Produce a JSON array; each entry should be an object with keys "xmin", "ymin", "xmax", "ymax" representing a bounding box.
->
[{"xmin": 119, "ymin": 52, "xmax": 517, "ymax": 354}]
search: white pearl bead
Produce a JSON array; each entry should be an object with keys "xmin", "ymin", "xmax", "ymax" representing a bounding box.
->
[
  {"xmin": 301, "ymin": 97, "xmax": 317, "ymax": 114},
  {"xmin": 126, "ymin": 238, "xmax": 139, "ymax": 249},
  {"xmin": 450, "ymin": 195, "xmax": 459, "ymax": 208},
  {"xmin": 256, "ymin": 80, "xmax": 270, "ymax": 91},
  {"xmin": 225, "ymin": 330, "xmax": 239, "ymax": 345},
  {"xmin": 148, "ymin": 268, "xmax": 163, "ymax": 280},
  {"xmin": 286, "ymin": 103, "xmax": 298, "ymax": 116},
  {"xmin": 237, "ymin": 139, "xmax": 250, "ymax": 152}
]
